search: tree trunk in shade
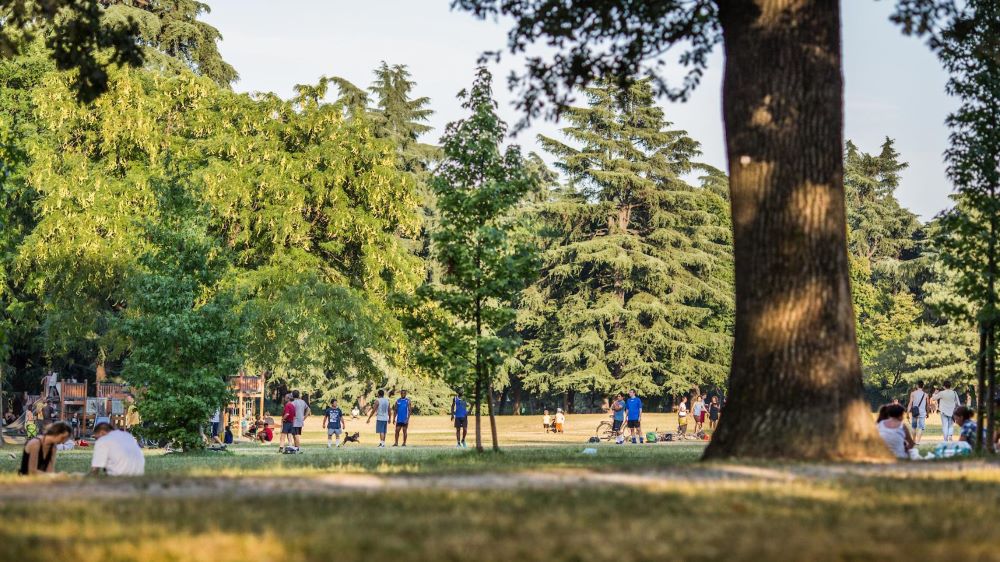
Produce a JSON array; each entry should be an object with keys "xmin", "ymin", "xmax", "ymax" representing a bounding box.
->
[{"xmin": 704, "ymin": 0, "xmax": 890, "ymax": 461}]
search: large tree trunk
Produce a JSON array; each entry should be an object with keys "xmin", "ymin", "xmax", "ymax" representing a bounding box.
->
[{"xmin": 705, "ymin": 0, "xmax": 889, "ymax": 460}]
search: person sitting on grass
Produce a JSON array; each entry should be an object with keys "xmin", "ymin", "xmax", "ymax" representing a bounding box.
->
[
  {"xmin": 954, "ymin": 406, "xmax": 977, "ymax": 450},
  {"xmin": 542, "ymin": 410, "xmax": 551, "ymax": 433},
  {"xmin": 257, "ymin": 419, "xmax": 274, "ymax": 444},
  {"xmin": 323, "ymin": 398, "xmax": 346, "ymax": 448},
  {"xmin": 90, "ymin": 422, "xmax": 145, "ymax": 477},
  {"xmin": 877, "ymin": 404, "xmax": 914, "ymax": 460},
  {"xmin": 18, "ymin": 421, "xmax": 71, "ymax": 476},
  {"xmin": 554, "ymin": 408, "xmax": 565, "ymax": 433}
]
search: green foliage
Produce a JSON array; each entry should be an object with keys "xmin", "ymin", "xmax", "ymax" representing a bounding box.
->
[
  {"xmin": 102, "ymin": 0, "xmax": 237, "ymax": 87},
  {"xmin": 516, "ymin": 79, "xmax": 733, "ymax": 398},
  {"xmin": 121, "ymin": 185, "xmax": 241, "ymax": 450},
  {"xmin": 404, "ymin": 68, "xmax": 538, "ymax": 426},
  {"xmin": 0, "ymin": 0, "xmax": 143, "ymax": 102}
]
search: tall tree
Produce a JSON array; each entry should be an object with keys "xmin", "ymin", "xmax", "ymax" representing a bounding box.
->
[
  {"xmin": 102, "ymin": 0, "xmax": 238, "ymax": 86},
  {"xmin": 898, "ymin": 0, "xmax": 1000, "ymax": 452},
  {"xmin": 407, "ymin": 68, "xmax": 537, "ymax": 451},
  {"xmin": 520, "ymin": 79, "xmax": 732, "ymax": 401},
  {"xmin": 456, "ymin": 0, "xmax": 889, "ymax": 459}
]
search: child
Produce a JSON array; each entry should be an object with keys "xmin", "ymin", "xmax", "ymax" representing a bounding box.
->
[
  {"xmin": 323, "ymin": 398, "xmax": 346, "ymax": 448},
  {"xmin": 677, "ymin": 400, "xmax": 688, "ymax": 436},
  {"xmin": 554, "ymin": 408, "xmax": 565, "ymax": 433},
  {"xmin": 542, "ymin": 410, "xmax": 551, "ymax": 433}
]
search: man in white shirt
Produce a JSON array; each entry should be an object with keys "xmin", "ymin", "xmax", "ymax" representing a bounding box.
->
[
  {"xmin": 906, "ymin": 381, "xmax": 929, "ymax": 445},
  {"xmin": 90, "ymin": 423, "xmax": 145, "ymax": 476},
  {"xmin": 932, "ymin": 380, "xmax": 961, "ymax": 442},
  {"xmin": 291, "ymin": 390, "xmax": 309, "ymax": 452},
  {"xmin": 366, "ymin": 389, "xmax": 391, "ymax": 448}
]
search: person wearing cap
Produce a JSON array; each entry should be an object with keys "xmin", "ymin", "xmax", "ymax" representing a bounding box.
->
[{"xmin": 554, "ymin": 408, "xmax": 566, "ymax": 433}]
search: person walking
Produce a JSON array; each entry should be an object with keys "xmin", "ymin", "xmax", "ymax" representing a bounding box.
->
[
  {"xmin": 322, "ymin": 398, "xmax": 346, "ymax": 448},
  {"xmin": 392, "ymin": 390, "xmax": 412, "ymax": 447},
  {"xmin": 290, "ymin": 390, "xmax": 309, "ymax": 453},
  {"xmin": 932, "ymin": 381, "xmax": 961, "ymax": 442},
  {"xmin": 367, "ymin": 389, "xmax": 390, "ymax": 448},
  {"xmin": 450, "ymin": 391, "xmax": 469, "ymax": 448},
  {"xmin": 18, "ymin": 421, "xmax": 71, "ymax": 475},
  {"xmin": 906, "ymin": 381, "xmax": 929, "ymax": 445},
  {"xmin": 610, "ymin": 393, "xmax": 626, "ymax": 444},
  {"xmin": 625, "ymin": 389, "xmax": 643, "ymax": 443}
]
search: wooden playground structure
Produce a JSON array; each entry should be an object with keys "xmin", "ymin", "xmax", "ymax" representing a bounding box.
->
[{"xmin": 2, "ymin": 373, "xmax": 267, "ymax": 443}]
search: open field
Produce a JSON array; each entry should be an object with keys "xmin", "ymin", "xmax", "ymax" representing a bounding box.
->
[{"xmin": 2, "ymin": 414, "xmax": 989, "ymax": 562}]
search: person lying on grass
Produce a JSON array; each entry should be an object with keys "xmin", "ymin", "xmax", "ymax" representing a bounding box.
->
[
  {"xmin": 90, "ymin": 422, "xmax": 145, "ymax": 477},
  {"xmin": 876, "ymin": 404, "xmax": 914, "ymax": 460},
  {"xmin": 18, "ymin": 421, "xmax": 71, "ymax": 476}
]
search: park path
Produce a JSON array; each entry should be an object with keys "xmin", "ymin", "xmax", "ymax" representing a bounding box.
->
[{"xmin": 0, "ymin": 460, "xmax": 997, "ymax": 502}]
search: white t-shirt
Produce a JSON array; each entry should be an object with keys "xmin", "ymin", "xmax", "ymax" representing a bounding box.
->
[
  {"xmin": 555, "ymin": 412, "xmax": 565, "ymax": 424},
  {"xmin": 292, "ymin": 399, "xmax": 308, "ymax": 427},
  {"xmin": 210, "ymin": 409, "xmax": 220, "ymax": 423},
  {"xmin": 932, "ymin": 389, "xmax": 960, "ymax": 417},
  {"xmin": 910, "ymin": 389, "xmax": 928, "ymax": 416},
  {"xmin": 678, "ymin": 403, "xmax": 688, "ymax": 418},
  {"xmin": 877, "ymin": 420, "xmax": 908, "ymax": 459},
  {"xmin": 375, "ymin": 398, "xmax": 390, "ymax": 422},
  {"xmin": 91, "ymin": 430, "xmax": 145, "ymax": 476}
]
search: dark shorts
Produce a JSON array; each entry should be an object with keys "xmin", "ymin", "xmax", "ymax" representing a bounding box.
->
[
  {"xmin": 281, "ymin": 422, "xmax": 294, "ymax": 434},
  {"xmin": 396, "ymin": 421, "xmax": 408, "ymax": 428},
  {"xmin": 292, "ymin": 426, "xmax": 302, "ymax": 436},
  {"xmin": 211, "ymin": 422, "xmax": 220, "ymax": 437},
  {"xmin": 454, "ymin": 417, "xmax": 468, "ymax": 429},
  {"xmin": 612, "ymin": 419, "xmax": 623, "ymax": 432},
  {"xmin": 627, "ymin": 420, "xmax": 641, "ymax": 429}
]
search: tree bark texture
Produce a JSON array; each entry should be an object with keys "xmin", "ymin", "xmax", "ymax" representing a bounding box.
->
[{"xmin": 705, "ymin": 0, "xmax": 890, "ymax": 460}]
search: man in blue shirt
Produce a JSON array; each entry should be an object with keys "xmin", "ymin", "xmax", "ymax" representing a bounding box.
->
[
  {"xmin": 392, "ymin": 390, "xmax": 412, "ymax": 447},
  {"xmin": 610, "ymin": 393, "xmax": 626, "ymax": 444},
  {"xmin": 450, "ymin": 391, "xmax": 469, "ymax": 448},
  {"xmin": 625, "ymin": 389, "xmax": 643, "ymax": 443},
  {"xmin": 322, "ymin": 398, "xmax": 346, "ymax": 448}
]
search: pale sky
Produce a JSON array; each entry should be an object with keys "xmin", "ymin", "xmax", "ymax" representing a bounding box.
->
[{"xmin": 203, "ymin": 0, "xmax": 956, "ymax": 220}]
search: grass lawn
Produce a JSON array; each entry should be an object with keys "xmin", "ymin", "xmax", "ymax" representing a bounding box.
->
[{"xmin": 2, "ymin": 414, "xmax": 994, "ymax": 562}]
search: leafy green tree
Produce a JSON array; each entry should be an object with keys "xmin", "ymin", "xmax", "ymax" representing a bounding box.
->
[
  {"xmin": 900, "ymin": 0, "xmax": 1000, "ymax": 451},
  {"xmin": 121, "ymin": 185, "xmax": 241, "ymax": 450},
  {"xmin": 520, "ymin": 79, "xmax": 732, "ymax": 403},
  {"xmin": 407, "ymin": 68, "xmax": 538, "ymax": 451},
  {"xmin": 845, "ymin": 139, "xmax": 919, "ymax": 263},
  {"xmin": 457, "ymin": 0, "xmax": 892, "ymax": 460},
  {"xmin": 102, "ymin": 0, "xmax": 237, "ymax": 86}
]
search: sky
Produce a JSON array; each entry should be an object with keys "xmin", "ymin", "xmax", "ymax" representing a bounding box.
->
[{"xmin": 203, "ymin": 0, "xmax": 956, "ymax": 220}]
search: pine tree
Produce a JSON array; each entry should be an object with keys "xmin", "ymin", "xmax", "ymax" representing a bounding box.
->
[
  {"xmin": 522, "ymin": 79, "xmax": 733, "ymax": 402},
  {"xmin": 103, "ymin": 0, "xmax": 238, "ymax": 87}
]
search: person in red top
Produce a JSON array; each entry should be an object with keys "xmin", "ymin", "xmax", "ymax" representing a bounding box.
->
[{"xmin": 279, "ymin": 393, "xmax": 294, "ymax": 452}]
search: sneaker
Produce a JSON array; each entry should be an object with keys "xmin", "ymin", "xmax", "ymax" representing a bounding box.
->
[
  {"xmin": 457, "ymin": 443, "xmax": 463, "ymax": 448},
  {"xmin": 392, "ymin": 444, "xmax": 398, "ymax": 447},
  {"xmin": 461, "ymin": 441, "xmax": 467, "ymax": 448},
  {"xmin": 278, "ymin": 447, "xmax": 284, "ymax": 453},
  {"xmin": 327, "ymin": 443, "xmax": 332, "ymax": 449},
  {"xmin": 401, "ymin": 444, "xmax": 407, "ymax": 447}
]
